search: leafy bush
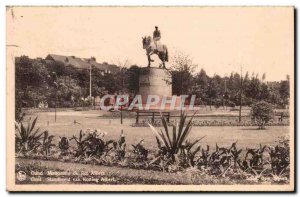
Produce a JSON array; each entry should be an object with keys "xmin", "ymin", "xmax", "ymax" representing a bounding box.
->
[
  {"xmin": 251, "ymin": 101, "xmax": 274, "ymax": 129},
  {"xmin": 208, "ymin": 144, "xmax": 234, "ymax": 175},
  {"xmin": 178, "ymin": 138, "xmax": 203, "ymax": 168},
  {"xmin": 213, "ymin": 99, "xmax": 223, "ymax": 109},
  {"xmin": 244, "ymin": 144, "xmax": 267, "ymax": 170},
  {"xmin": 84, "ymin": 130, "xmax": 113, "ymax": 157},
  {"xmin": 71, "ymin": 129, "xmax": 113, "ymax": 159},
  {"xmin": 58, "ymin": 136, "xmax": 70, "ymax": 155},
  {"xmin": 227, "ymin": 101, "xmax": 236, "ymax": 108},
  {"xmin": 131, "ymin": 140, "xmax": 149, "ymax": 162},
  {"xmin": 71, "ymin": 130, "xmax": 87, "ymax": 157},
  {"xmin": 41, "ymin": 131, "xmax": 55, "ymax": 156},
  {"xmin": 270, "ymin": 137, "xmax": 290, "ymax": 176},
  {"xmin": 112, "ymin": 130, "xmax": 126, "ymax": 161}
]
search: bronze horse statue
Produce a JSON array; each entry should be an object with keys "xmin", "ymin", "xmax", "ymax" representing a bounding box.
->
[{"xmin": 142, "ymin": 36, "xmax": 168, "ymax": 68}]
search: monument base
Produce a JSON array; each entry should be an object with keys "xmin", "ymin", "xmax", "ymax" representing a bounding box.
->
[{"xmin": 137, "ymin": 67, "xmax": 181, "ymax": 111}]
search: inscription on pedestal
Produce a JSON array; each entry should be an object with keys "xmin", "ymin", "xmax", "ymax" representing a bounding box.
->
[{"xmin": 139, "ymin": 68, "xmax": 172, "ymax": 97}]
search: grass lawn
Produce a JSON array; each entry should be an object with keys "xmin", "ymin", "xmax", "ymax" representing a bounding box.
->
[
  {"xmin": 26, "ymin": 109, "xmax": 290, "ymax": 151},
  {"xmin": 16, "ymin": 157, "xmax": 278, "ymax": 185}
]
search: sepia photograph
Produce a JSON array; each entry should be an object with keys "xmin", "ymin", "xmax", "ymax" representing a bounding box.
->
[{"xmin": 6, "ymin": 6, "xmax": 294, "ymax": 192}]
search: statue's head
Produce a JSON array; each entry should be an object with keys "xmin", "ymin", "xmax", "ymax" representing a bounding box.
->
[
  {"xmin": 142, "ymin": 36, "xmax": 146, "ymax": 48},
  {"xmin": 142, "ymin": 36, "xmax": 151, "ymax": 49},
  {"xmin": 155, "ymin": 26, "xmax": 158, "ymax": 30}
]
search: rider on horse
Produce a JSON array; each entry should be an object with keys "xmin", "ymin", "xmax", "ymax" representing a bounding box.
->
[
  {"xmin": 142, "ymin": 26, "xmax": 168, "ymax": 68},
  {"xmin": 153, "ymin": 26, "xmax": 161, "ymax": 50}
]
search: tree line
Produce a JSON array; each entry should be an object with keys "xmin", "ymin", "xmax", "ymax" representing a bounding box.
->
[{"xmin": 15, "ymin": 55, "xmax": 290, "ymax": 115}]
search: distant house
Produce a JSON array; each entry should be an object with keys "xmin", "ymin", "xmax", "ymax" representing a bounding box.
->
[{"xmin": 45, "ymin": 54, "xmax": 120, "ymax": 74}]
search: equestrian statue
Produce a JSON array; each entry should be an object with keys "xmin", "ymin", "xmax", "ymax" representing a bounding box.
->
[{"xmin": 142, "ymin": 26, "xmax": 168, "ymax": 69}]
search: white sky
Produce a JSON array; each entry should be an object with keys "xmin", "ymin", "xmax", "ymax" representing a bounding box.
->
[{"xmin": 7, "ymin": 7, "xmax": 294, "ymax": 81}]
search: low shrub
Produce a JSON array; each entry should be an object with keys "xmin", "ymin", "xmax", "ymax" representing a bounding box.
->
[{"xmin": 251, "ymin": 101, "xmax": 274, "ymax": 129}]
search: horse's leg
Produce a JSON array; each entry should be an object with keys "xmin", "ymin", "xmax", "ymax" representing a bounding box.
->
[
  {"xmin": 149, "ymin": 52, "xmax": 154, "ymax": 62},
  {"xmin": 163, "ymin": 52, "xmax": 166, "ymax": 69},
  {"xmin": 159, "ymin": 52, "xmax": 166, "ymax": 69},
  {"xmin": 147, "ymin": 54, "xmax": 151, "ymax": 67}
]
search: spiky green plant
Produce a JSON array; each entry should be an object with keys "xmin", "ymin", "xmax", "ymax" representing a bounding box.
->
[
  {"xmin": 15, "ymin": 116, "xmax": 45, "ymax": 153},
  {"xmin": 148, "ymin": 112, "xmax": 202, "ymax": 163}
]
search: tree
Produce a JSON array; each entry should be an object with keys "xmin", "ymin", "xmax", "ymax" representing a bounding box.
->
[
  {"xmin": 55, "ymin": 76, "xmax": 82, "ymax": 107},
  {"xmin": 205, "ymin": 75, "xmax": 223, "ymax": 110},
  {"xmin": 126, "ymin": 65, "xmax": 140, "ymax": 94},
  {"xmin": 279, "ymin": 77, "xmax": 290, "ymax": 108},
  {"xmin": 250, "ymin": 101, "xmax": 274, "ymax": 129},
  {"xmin": 258, "ymin": 83, "xmax": 270, "ymax": 101},
  {"xmin": 15, "ymin": 55, "xmax": 288, "ymax": 111},
  {"xmin": 242, "ymin": 72, "xmax": 252, "ymax": 105},
  {"xmin": 192, "ymin": 69, "xmax": 209, "ymax": 105},
  {"xmin": 15, "ymin": 56, "xmax": 49, "ymax": 108},
  {"xmin": 226, "ymin": 72, "xmax": 241, "ymax": 106},
  {"xmin": 45, "ymin": 60, "xmax": 67, "ymax": 77},
  {"xmin": 170, "ymin": 52, "xmax": 196, "ymax": 95},
  {"xmin": 90, "ymin": 66, "xmax": 108, "ymax": 97},
  {"xmin": 244, "ymin": 74, "xmax": 261, "ymax": 104},
  {"xmin": 113, "ymin": 59, "xmax": 130, "ymax": 93},
  {"xmin": 262, "ymin": 73, "xmax": 266, "ymax": 81}
]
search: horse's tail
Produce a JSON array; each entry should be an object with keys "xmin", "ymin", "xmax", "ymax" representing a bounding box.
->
[{"xmin": 165, "ymin": 48, "xmax": 169, "ymax": 62}]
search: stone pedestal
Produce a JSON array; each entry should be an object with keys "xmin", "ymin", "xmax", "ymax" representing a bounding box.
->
[
  {"xmin": 138, "ymin": 67, "xmax": 180, "ymax": 111},
  {"xmin": 139, "ymin": 67, "xmax": 172, "ymax": 97}
]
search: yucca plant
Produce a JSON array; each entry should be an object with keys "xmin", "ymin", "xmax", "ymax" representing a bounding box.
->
[
  {"xmin": 15, "ymin": 116, "xmax": 45, "ymax": 153},
  {"xmin": 148, "ymin": 112, "xmax": 202, "ymax": 164}
]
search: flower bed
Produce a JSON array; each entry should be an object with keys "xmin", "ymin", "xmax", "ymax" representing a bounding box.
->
[
  {"xmin": 15, "ymin": 115, "xmax": 290, "ymax": 184},
  {"xmin": 131, "ymin": 119, "xmax": 289, "ymax": 127}
]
